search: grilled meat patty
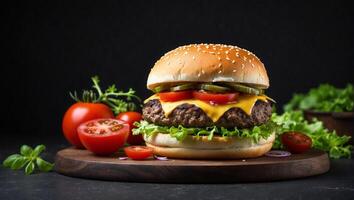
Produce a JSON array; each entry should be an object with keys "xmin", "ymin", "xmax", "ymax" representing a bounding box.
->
[{"xmin": 142, "ymin": 99, "xmax": 272, "ymax": 128}]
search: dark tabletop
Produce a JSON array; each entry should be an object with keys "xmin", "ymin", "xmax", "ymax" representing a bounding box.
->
[{"xmin": 1, "ymin": 136, "xmax": 354, "ymax": 200}]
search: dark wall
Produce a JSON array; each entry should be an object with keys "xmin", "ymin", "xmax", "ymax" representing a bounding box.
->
[{"xmin": 2, "ymin": 0, "xmax": 354, "ymax": 139}]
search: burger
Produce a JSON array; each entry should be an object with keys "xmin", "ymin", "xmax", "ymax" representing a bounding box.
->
[{"xmin": 133, "ymin": 44, "xmax": 276, "ymax": 159}]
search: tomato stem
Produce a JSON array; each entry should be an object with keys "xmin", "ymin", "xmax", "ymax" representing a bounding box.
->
[
  {"xmin": 69, "ymin": 75, "xmax": 141, "ymax": 115},
  {"xmin": 92, "ymin": 76, "xmax": 104, "ymax": 97}
]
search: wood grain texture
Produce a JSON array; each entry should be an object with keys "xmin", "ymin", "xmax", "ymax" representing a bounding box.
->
[{"xmin": 55, "ymin": 148, "xmax": 330, "ymax": 183}]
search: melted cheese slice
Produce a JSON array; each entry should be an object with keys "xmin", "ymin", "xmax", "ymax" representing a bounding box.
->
[{"xmin": 144, "ymin": 94, "xmax": 272, "ymax": 122}]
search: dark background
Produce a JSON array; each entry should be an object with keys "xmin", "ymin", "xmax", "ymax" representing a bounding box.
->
[{"xmin": 2, "ymin": 0, "xmax": 353, "ymax": 143}]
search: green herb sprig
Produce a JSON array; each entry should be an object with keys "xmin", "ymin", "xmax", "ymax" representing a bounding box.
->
[
  {"xmin": 3, "ymin": 145, "xmax": 54, "ymax": 175},
  {"xmin": 70, "ymin": 76, "xmax": 141, "ymax": 115}
]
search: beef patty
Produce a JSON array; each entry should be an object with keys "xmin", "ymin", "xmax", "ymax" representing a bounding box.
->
[{"xmin": 142, "ymin": 99, "xmax": 272, "ymax": 128}]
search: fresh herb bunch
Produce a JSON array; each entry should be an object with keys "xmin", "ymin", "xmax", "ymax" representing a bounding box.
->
[
  {"xmin": 70, "ymin": 76, "xmax": 141, "ymax": 115},
  {"xmin": 271, "ymin": 111, "xmax": 352, "ymax": 159},
  {"xmin": 133, "ymin": 120, "xmax": 277, "ymax": 143},
  {"xmin": 284, "ymin": 84, "xmax": 354, "ymax": 112},
  {"xmin": 3, "ymin": 145, "xmax": 54, "ymax": 175}
]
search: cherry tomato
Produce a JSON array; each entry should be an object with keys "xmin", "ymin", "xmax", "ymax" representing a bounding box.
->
[
  {"xmin": 124, "ymin": 146, "xmax": 153, "ymax": 160},
  {"xmin": 116, "ymin": 112, "xmax": 144, "ymax": 145},
  {"xmin": 77, "ymin": 119, "xmax": 129, "ymax": 155},
  {"xmin": 159, "ymin": 91, "xmax": 193, "ymax": 102},
  {"xmin": 281, "ymin": 131, "xmax": 312, "ymax": 154},
  {"xmin": 62, "ymin": 103, "xmax": 114, "ymax": 148},
  {"xmin": 192, "ymin": 91, "xmax": 239, "ymax": 104}
]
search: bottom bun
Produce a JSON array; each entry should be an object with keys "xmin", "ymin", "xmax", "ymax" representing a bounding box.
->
[{"xmin": 144, "ymin": 132, "xmax": 275, "ymax": 159}]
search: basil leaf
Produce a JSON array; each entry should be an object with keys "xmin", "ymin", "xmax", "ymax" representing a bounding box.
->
[
  {"xmin": 32, "ymin": 145, "xmax": 46, "ymax": 157},
  {"xmin": 3, "ymin": 144, "xmax": 54, "ymax": 175},
  {"xmin": 20, "ymin": 145, "xmax": 33, "ymax": 156},
  {"xmin": 25, "ymin": 161, "xmax": 35, "ymax": 175},
  {"xmin": 11, "ymin": 157, "xmax": 29, "ymax": 170},
  {"xmin": 3, "ymin": 154, "xmax": 22, "ymax": 168},
  {"xmin": 36, "ymin": 157, "xmax": 54, "ymax": 172}
]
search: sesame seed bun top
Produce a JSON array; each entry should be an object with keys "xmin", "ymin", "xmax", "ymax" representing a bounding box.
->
[{"xmin": 147, "ymin": 44, "xmax": 269, "ymax": 90}]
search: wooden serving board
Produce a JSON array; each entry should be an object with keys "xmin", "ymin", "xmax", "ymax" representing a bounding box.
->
[{"xmin": 55, "ymin": 148, "xmax": 330, "ymax": 183}]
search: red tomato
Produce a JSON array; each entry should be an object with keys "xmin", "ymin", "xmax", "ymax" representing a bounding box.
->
[
  {"xmin": 192, "ymin": 91, "xmax": 239, "ymax": 104},
  {"xmin": 281, "ymin": 131, "xmax": 312, "ymax": 154},
  {"xmin": 116, "ymin": 112, "xmax": 144, "ymax": 145},
  {"xmin": 62, "ymin": 103, "xmax": 114, "ymax": 148},
  {"xmin": 159, "ymin": 91, "xmax": 193, "ymax": 102},
  {"xmin": 77, "ymin": 119, "xmax": 129, "ymax": 155},
  {"xmin": 124, "ymin": 146, "xmax": 153, "ymax": 160}
]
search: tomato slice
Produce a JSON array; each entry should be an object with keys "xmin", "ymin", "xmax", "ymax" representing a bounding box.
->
[
  {"xmin": 124, "ymin": 146, "xmax": 153, "ymax": 160},
  {"xmin": 281, "ymin": 131, "xmax": 312, "ymax": 154},
  {"xmin": 77, "ymin": 119, "xmax": 129, "ymax": 155},
  {"xmin": 192, "ymin": 91, "xmax": 239, "ymax": 104},
  {"xmin": 116, "ymin": 112, "xmax": 144, "ymax": 145},
  {"xmin": 159, "ymin": 91, "xmax": 193, "ymax": 102}
]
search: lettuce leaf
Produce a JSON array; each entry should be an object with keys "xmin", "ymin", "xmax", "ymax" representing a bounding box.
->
[
  {"xmin": 133, "ymin": 111, "xmax": 352, "ymax": 159},
  {"xmin": 271, "ymin": 111, "xmax": 352, "ymax": 159},
  {"xmin": 133, "ymin": 120, "xmax": 277, "ymax": 143},
  {"xmin": 284, "ymin": 84, "xmax": 354, "ymax": 112}
]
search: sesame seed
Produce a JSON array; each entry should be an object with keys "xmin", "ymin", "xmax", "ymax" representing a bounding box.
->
[
  {"xmin": 236, "ymin": 52, "xmax": 239, "ymax": 57},
  {"xmin": 232, "ymin": 60, "xmax": 236, "ymax": 64},
  {"xmin": 218, "ymin": 70, "xmax": 222, "ymax": 74},
  {"xmin": 226, "ymin": 57, "xmax": 231, "ymax": 61},
  {"xmin": 218, "ymin": 63, "xmax": 222, "ymax": 67},
  {"xmin": 233, "ymin": 69, "xmax": 237, "ymax": 72},
  {"xmin": 251, "ymin": 63, "xmax": 255, "ymax": 67},
  {"xmin": 243, "ymin": 56, "xmax": 247, "ymax": 61},
  {"xmin": 192, "ymin": 56, "xmax": 195, "ymax": 60},
  {"xmin": 217, "ymin": 52, "xmax": 221, "ymax": 55},
  {"xmin": 225, "ymin": 50, "xmax": 229, "ymax": 54},
  {"xmin": 218, "ymin": 57, "xmax": 221, "ymax": 61},
  {"xmin": 202, "ymin": 69, "xmax": 205, "ymax": 74}
]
